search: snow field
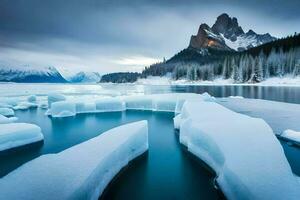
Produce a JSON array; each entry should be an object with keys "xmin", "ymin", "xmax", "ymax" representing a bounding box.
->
[{"xmin": 0, "ymin": 120, "xmax": 148, "ymax": 200}]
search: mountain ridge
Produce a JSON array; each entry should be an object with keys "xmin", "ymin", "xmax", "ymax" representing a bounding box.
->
[
  {"xmin": 189, "ymin": 13, "xmax": 276, "ymax": 51},
  {"xmin": 0, "ymin": 65, "xmax": 67, "ymax": 83}
]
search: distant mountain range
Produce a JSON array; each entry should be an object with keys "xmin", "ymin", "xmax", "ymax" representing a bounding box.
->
[
  {"xmin": 0, "ymin": 64, "xmax": 101, "ymax": 83},
  {"xmin": 65, "ymin": 72, "xmax": 101, "ymax": 83},
  {"xmin": 189, "ymin": 13, "xmax": 276, "ymax": 51},
  {"xmin": 0, "ymin": 65, "xmax": 67, "ymax": 83}
]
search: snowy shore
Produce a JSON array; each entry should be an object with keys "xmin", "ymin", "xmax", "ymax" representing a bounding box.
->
[{"xmin": 136, "ymin": 76, "xmax": 300, "ymax": 87}]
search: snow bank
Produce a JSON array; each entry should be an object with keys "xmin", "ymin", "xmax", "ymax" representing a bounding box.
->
[
  {"xmin": 0, "ymin": 108, "xmax": 14, "ymax": 116},
  {"xmin": 0, "ymin": 121, "xmax": 148, "ymax": 200},
  {"xmin": 47, "ymin": 93, "xmax": 66, "ymax": 108},
  {"xmin": 0, "ymin": 123, "xmax": 43, "ymax": 151},
  {"xmin": 51, "ymin": 101, "xmax": 76, "ymax": 118},
  {"xmin": 0, "ymin": 114, "xmax": 17, "ymax": 124},
  {"xmin": 178, "ymin": 101, "xmax": 300, "ymax": 200},
  {"xmin": 281, "ymin": 130, "xmax": 300, "ymax": 144}
]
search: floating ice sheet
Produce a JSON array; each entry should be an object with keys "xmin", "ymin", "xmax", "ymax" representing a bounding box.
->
[
  {"xmin": 177, "ymin": 100, "xmax": 300, "ymax": 200},
  {"xmin": 281, "ymin": 130, "xmax": 300, "ymax": 144},
  {"xmin": 0, "ymin": 121, "xmax": 148, "ymax": 200},
  {"xmin": 0, "ymin": 123, "xmax": 43, "ymax": 151}
]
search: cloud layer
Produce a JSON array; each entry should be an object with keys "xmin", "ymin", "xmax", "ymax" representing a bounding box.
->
[{"xmin": 0, "ymin": 0, "xmax": 299, "ymax": 74}]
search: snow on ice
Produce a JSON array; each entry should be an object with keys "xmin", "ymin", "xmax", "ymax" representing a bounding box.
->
[
  {"xmin": 0, "ymin": 108, "xmax": 14, "ymax": 116},
  {"xmin": 0, "ymin": 114, "xmax": 18, "ymax": 124},
  {"xmin": 47, "ymin": 93, "xmax": 66, "ymax": 108},
  {"xmin": 176, "ymin": 100, "xmax": 300, "ymax": 199},
  {"xmin": 281, "ymin": 130, "xmax": 300, "ymax": 144},
  {"xmin": 0, "ymin": 123, "xmax": 44, "ymax": 151},
  {"xmin": 218, "ymin": 98, "xmax": 300, "ymax": 134},
  {"xmin": 0, "ymin": 121, "xmax": 148, "ymax": 200},
  {"xmin": 46, "ymin": 93, "xmax": 211, "ymax": 118}
]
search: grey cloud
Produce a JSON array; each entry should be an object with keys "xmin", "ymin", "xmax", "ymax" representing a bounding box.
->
[{"xmin": 0, "ymin": 0, "xmax": 299, "ymax": 73}]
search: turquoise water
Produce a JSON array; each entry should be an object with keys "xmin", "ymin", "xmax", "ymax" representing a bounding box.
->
[
  {"xmin": 0, "ymin": 109, "xmax": 220, "ymax": 199},
  {"xmin": 1, "ymin": 84, "xmax": 300, "ymax": 199}
]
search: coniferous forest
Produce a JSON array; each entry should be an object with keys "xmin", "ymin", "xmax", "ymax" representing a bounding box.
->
[{"xmin": 101, "ymin": 34, "xmax": 300, "ymax": 83}]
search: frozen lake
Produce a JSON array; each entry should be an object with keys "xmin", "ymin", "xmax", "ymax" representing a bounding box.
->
[
  {"xmin": 0, "ymin": 83, "xmax": 300, "ymax": 199},
  {"xmin": 0, "ymin": 109, "xmax": 220, "ymax": 199},
  {"xmin": 1, "ymin": 83, "xmax": 300, "ymax": 104}
]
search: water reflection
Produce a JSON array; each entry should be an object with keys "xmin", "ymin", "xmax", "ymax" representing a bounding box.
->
[{"xmin": 168, "ymin": 85, "xmax": 300, "ymax": 104}]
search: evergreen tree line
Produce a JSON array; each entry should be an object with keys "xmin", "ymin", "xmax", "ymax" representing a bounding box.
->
[
  {"xmin": 173, "ymin": 47, "xmax": 300, "ymax": 83},
  {"xmin": 100, "ymin": 72, "xmax": 140, "ymax": 83}
]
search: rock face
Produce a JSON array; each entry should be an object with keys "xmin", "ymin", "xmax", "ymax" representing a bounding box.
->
[
  {"xmin": 189, "ymin": 23, "xmax": 232, "ymax": 51},
  {"xmin": 189, "ymin": 13, "xmax": 276, "ymax": 51}
]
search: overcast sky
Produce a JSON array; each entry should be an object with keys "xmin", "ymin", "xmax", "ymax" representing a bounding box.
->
[{"xmin": 0, "ymin": 0, "xmax": 299, "ymax": 75}]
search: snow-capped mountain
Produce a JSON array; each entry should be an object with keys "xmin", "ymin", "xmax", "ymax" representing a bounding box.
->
[
  {"xmin": 189, "ymin": 13, "xmax": 276, "ymax": 51},
  {"xmin": 66, "ymin": 72, "xmax": 101, "ymax": 83},
  {"xmin": 0, "ymin": 65, "xmax": 67, "ymax": 83}
]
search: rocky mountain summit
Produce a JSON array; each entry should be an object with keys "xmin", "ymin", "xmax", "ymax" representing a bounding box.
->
[{"xmin": 189, "ymin": 13, "xmax": 276, "ymax": 51}]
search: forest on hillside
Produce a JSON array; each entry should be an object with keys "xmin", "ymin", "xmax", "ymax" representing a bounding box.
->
[
  {"xmin": 145, "ymin": 34, "xmax": 300, "ymax": 83},
  {"xmin": 101, "ymin": 34, "xmax": 300, "ymax": 83}
]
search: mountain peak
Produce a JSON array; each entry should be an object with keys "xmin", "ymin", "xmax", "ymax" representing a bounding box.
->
[
  {"xmin": 189, "ymin": 13, "xmax": 276, "ymax": 51},
  {"xmin": 211, "ymin": 13, "xmax": 244, "ymax": 40}
]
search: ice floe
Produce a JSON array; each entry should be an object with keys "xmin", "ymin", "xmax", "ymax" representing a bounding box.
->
[
  {"xmin": 27, "ymin": 95, "xmax": 37, "ymax": 103},
  {"xmin": 281, "ymin": 130, "xmax": 300, "ymax": 144},
  {"xmin": 0, "ymin": 108, "xmax": 14, "ymax": 116},
  {"xmin": 95, "ymin": 98, "xmax": 125, "ymax": 112},
  {"xmin": 51, "ymin": 101, "xmax": 77, "ymax": 118},
  {"xmin": 218, "ymin": 98, "xmax": 300, "ymax": 135},
  {"xmin": 46, "ymin": 93, "xmax": 211, "ymax": 118},
  {"xmin": 0, "ymin": 120, "xmax": 148, "ymax": 200},
  {"xmin": 0, "ymin": 123, "xmax": 43, "ymax": 151},
  {"xmin": 177, "ymin": 100, "xmax": 300, "ymax": 200},
  {"xmin": 0, "ymin": 114, "xmax": 18, "ymax": 124},
  {"xmin": 47, "ymin": 93, "xmax": 66, "ymax": 108},
  {"xmin": 13, "ymin": 101, "xmax": 38, "ymax": 110}
]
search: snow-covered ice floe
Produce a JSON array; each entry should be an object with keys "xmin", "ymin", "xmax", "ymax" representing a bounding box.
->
[
  {"xmin": 13, "ymin": 101, "xmax": 38, "ymax": 110},
  {"xmin": 47, "ymin": 93, "xmax": 66, "ymax": 108},
  {"xmin": 175, "ymin": 100, "xmax": 300, "ymax": 200},
  {"xmin": 280, "ymin": 130, "xmax": 300, "ymax": 144},
  {"xmin": 0, "ymin": 123, "xmax": 43, "ymax": 152},
  {"xmin": 0, "ymin": 121, "xmax": 148, "ymax": 200},
  {"xmin": 47, "ymin": 93, "xmax": 214, "ymax": 118},
  {"xmin": 0, "ymin": 108, "xmax": 14, "ymax": 116},
  {"xmin": 0, "ymin": 114, "xmax": 18, "ymax": 124}
]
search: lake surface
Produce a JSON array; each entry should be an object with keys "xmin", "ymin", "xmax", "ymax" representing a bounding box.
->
[
  {"xmin": 1, "ymin": 83, "xmax": 300, "ymax": 199},
  {"xmin": 103, "ymin": 84, "xmax": 300, "ymax": 104},
  {"xmin": 0, "ymin": 109, "xmax": 220, "ymax": 200},
  {"xmin": 1, "ymin": 83, "xmax": 300, "ymax": 104}
]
